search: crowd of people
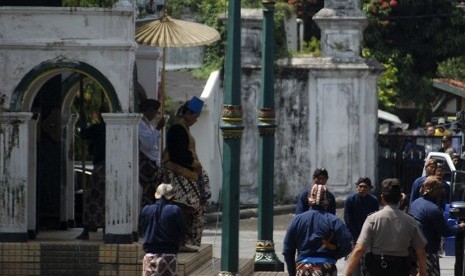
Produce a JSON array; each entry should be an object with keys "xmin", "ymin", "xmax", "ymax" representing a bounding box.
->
[
  {"xmin": 78, "ymin": 99, "xmax": 465, "ymax": 275},
  {"xmin": 139, "ymin": 105, "xmax": 464, "ymax": 275},
  {"xmin": 282, "ymin": 163, "xmax": 465, "ymax": 276},
  {"xmin": 391, "ymin": 119, "xmax": 465, "ymax": 159}
]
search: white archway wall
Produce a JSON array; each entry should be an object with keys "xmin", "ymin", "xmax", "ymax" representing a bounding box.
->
[
  {"xmin": 0, "ymin": 6, "xmax": 136, "ymax": 113},
  {"xmin": 0, "ymin": 6, "xmax": 146, "ymax": 242}
]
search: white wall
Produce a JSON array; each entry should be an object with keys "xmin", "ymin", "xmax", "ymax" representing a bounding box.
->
[{"xmin": 190, "ymin": 71, "xmax": 223, "ymax": 204}]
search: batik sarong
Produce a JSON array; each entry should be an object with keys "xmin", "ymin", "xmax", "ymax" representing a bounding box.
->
[
  {"xmin": 162, "ymin": 168, "xmax": 210, "ymax": 246},
  {"xmin": 139, "ymin": 152, "xmax": 162, "ymax": 208},
  {"xmin": 82, "ymin": 163, "xmax": 105, "ymax": 231},
  {"xmin": 296, "ymin": 262, "xmax": 337, "ymax": 276},
  {"xmin": 142, "ymin": 253, "xmax": 178, "ymax": 276},
  {"xmin": 426, "ymin": 252, "xmax": 440, "ymax": 276}
]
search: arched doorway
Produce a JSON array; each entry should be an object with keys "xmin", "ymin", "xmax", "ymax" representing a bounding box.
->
[{"xmin": 10, "ymin": 59, "xmax": 122, "ymax": 236}]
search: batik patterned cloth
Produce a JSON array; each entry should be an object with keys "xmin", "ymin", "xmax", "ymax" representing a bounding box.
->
[
  {"xmin": 82, "ymin": 164, "xmax": 105, "ymax": 231},
  {"xmin": 162, "ymin": 168, "xmax": 210, "ymax": 246},
  {"xmin": 142, "ymin": 253, "xmax": 178, "ymax": 276},
  {"xmin": 139, "ymin": 152, "xmax": 162, "ymax": 208},
  {"xmin": 426, "ymin": 252, "xmax": 440, "ymax": 276},
  {"xmin": 296, "ymin": 262, "xmax": 337, "ymax": 276}
]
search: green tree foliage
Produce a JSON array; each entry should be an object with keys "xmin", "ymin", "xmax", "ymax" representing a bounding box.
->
[
  {"xmin": 437, "ymin": 56, "xmax": 465, "ymax": 81},
  {"xmin": 362, "ymin": 0, "xmax": 465, "ymax": 121},
  {"xmin": 167, "ymin": 0, "xmax": 295, "ymax": 78}
]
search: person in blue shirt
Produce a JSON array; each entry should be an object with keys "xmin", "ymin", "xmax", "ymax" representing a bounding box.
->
[
  {"xmin": 344, "ymin": 177, "xmax": 379, "ymax": 276},
  {"xmin": 410, "ymin": 159, "xmax": 437, "ymax": 204},
  {"xmin": 283, "ymin": 184, "xmax": 352, "ymax": 276},
  {"xmin": 295, "ymin": 168, "xmax": 336, "ymax": 215},
  {"xmin": 139, "ymin": 183, "xmax": 185, "ymax": 275},
  {"xmin": 409, "ymin": 176, "xmax": 465, "ymax": 276},
  {"xmin": 344, "ymin": 177, "xmax": 379, "ymax": 243}
]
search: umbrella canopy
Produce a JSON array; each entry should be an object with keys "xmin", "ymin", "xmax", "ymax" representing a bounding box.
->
[
  {"xmin": 135, "ymin": 10, "xmax": 220, "ymax": 149},
  {"xmin": 135, "ymin": 15, "xmax": 220, "ymax": 48}
]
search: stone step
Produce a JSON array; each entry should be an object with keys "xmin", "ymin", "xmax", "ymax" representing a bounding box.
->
[
  {"xmin": 178, "ymin": 244, "xmax": 214, "ymax": 276},
  {"xmin": 188, "ymin": 257, "xmax": 255, "ymax": 276}
]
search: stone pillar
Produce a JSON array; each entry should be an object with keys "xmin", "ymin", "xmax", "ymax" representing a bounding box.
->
[
  {"xmin": 313, "ymin": 0, "xmax": 366, "ymax": 60},
  {"xmin": 0, "ymin": 112, "xmax": 33, "ymax": 242},
  {"xmin": 64, "ymin": 114, "xmax": 79, "ymax": 227},
  {"xmin": 274, "ymin": 0, "xmax": 383, "ymax": 199},
  {"xmin": 102, "ymin": 113, "xmax": 141, "ymax": 244},
  {"xmin": 27, "ymin": 113, "xmax": 39, "ymax": 239}
]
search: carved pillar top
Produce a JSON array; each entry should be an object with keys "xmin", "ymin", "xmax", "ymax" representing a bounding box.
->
[
  {"xmin": 0, "ymin": 112, "xmax": 33, "ymax": 123},
  {"xmin": 325, "ymin": 0, "xmax": 360, "ymax": 11},
  {"xmin": 313, "ymin": 0, "xmax": 367, "ymax": 60},
  {"xmin": 101, "ymin": 113, "xmax": 142, "ymax": 125}
]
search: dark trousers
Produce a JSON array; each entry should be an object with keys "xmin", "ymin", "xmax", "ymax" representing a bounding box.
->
[{"xmin": 365, "ymin": 253, "xmax": 410, "ymax": 276}]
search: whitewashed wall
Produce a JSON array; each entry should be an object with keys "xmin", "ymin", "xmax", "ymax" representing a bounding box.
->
[{"xmin": 0, "ymin": 6, "xmax": 136, "ymax": 112}]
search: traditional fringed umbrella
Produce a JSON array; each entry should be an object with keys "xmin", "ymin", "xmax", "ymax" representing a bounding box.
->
[{"xmin": 135, "ymin": 7, "xmax": 220, "ymax": 116}]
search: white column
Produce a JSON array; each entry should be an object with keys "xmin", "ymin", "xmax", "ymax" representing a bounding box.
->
[
  {"xmin": 64, "ymin": 114, "xmax": 79, "ymax": 226},
  {"xmin": 0, "ymin": 112, "xmax": 33, "ymax": 242},
  {"xmin": 27, "ymin": 113, "xmax": 39, "ymax": 238},
  {"xmin": 102, "ymin": 113, "xmax": 141, "ymax": 244}
]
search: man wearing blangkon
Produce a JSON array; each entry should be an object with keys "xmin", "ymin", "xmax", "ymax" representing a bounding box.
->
[{"xmin": 344, "ymin": 178, "xmax": 427, "ymax": 276}]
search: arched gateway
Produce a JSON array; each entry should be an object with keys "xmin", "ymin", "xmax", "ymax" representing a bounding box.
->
[{"xmin": 0, "ymin": 5, "xmax": 142, "ymax": 244}]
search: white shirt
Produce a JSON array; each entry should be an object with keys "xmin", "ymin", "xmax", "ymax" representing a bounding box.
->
[{"xmin": 139, "ymin": 117, "xmax": 161, "ymax": 165}]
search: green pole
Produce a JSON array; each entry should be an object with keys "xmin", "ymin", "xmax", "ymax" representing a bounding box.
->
[
  {"xmin": 255, "ymin": 0, "xmax": 284, "ymax": 271},
  {"xmin": 219, "ymin": 0, "xmax": 242, "ymax": 275}
]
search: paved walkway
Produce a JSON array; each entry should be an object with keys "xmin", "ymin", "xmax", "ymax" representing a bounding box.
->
[{"xmin": 203, "ymin": 209, "xmax": 457, "ymax": 276}]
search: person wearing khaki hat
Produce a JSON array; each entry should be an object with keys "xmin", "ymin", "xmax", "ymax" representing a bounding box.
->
[
  {"xmin": 409, "ymin": 176, "xmax": 465, "ymax": 275},
  {"xmin": 345, "ymin": 178, "xmax": 427, "ymax": 276},
  {"xmin": 139, "ymin": 183, "xmax": 185, "ymax": 275},
  {"xmin": 410, "ymin": 159, "xmax": 437, "ymax": 204}
]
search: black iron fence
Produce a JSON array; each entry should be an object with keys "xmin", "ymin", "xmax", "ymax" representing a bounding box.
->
[{"xmin": 378, "ymin": 135, "xmax": 462, "ymax": 195}]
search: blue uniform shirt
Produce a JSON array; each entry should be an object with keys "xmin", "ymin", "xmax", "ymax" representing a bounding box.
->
[
  {"xmin": 409, "ymin": 196, "xmax": 461, "ymax": 253},
  {"xmin": 344, "ymin": 193, "xmax": 379, "ymax": 241},
  {"xmin": 283, "ymin": 207, "xmax": 352, "ymax": 276},
  {"xmin": 140, "ymin": 198, "xmax": 185, "ymax": 254},
  {"xmin": 410, "ymin": 175, "xmax": 427, "ymax": 203}
]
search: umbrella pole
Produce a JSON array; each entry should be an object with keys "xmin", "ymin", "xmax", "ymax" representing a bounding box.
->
[{"xmin": 160, "ymin": 47, "xmax": 166, "ymax": 151}]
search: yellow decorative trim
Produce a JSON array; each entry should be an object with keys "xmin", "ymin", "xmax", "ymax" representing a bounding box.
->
[
  {"xmin": 222, "ymin": 129, "xmax": 243, "ymax": 139},
  {"xmin": 256, "ymin": 240, "xmax": 276, "ymax": 250},
  {"xmin": 222, "ymin": 117, "xmax": 243, "ymax": 122}
]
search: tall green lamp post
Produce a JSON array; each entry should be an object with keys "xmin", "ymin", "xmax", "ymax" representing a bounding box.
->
[
  {"xmin": 219, "ymin": 0, "xmax": 243, "ymax": 275},
  {"xmin": 254, "ymin": 0, "xmax": 284, "ymax": 271}
]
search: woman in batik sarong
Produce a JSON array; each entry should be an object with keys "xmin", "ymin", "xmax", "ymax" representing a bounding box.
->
[
  {"xmin": 162, "ymin": 96, "xmax": 211, "ymax": 252},
  {"xmin": 76, "ymin": 111, "xmax": 106, "ymax": 240}
]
